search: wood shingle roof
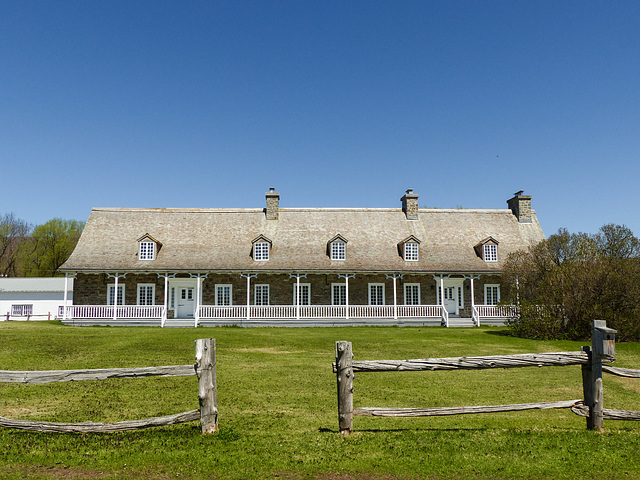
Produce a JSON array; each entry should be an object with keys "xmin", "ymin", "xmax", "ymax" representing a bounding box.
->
[{"xmin": 61, "ymin": 204, "xmax": 545, "ymax": 275}]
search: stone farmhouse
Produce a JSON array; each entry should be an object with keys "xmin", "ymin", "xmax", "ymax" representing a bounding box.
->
[{"xmin": 59, "ymin": 189, "xmax": 545, "ymax": 327}]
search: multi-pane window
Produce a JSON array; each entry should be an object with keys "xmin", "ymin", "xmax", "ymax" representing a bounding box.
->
[
  {"xmin": 293, "ymin": 283, "xmax": 311, "ymax": 305},
  {"xmin": 215, "ymin": 284, "xmax": 232, "ymax": 306},
  {"xmin": 107, "ymin": 284, "xmax": 125, "ymax": 305},
  {"xmin": 484, "ymin": 284, "xmax": 501, "ymax": 305},
  {"xmin": 404, "ymin": 284, "xmax": 420, "ymax": 305},
  {"xmin": 404, "ymin": 242, "xmax": 419, "ymax": 261},
  {"xmin": 139, "ymin": 241, "xmax": 155, "ymax": 260},
  {"xmin": 255, "ymin": 284, "xmax": 270, "ymax": 305},
  {"xmin": 11, "ymin": 304, "xmax": 33, "ymax": 316},
  {"xmin": 254, "ymin": 242, "xmax": 270, "ymax": 261},
  {"xmin": 368, "ymin": 284, "xmax": 385, "ymax": 306},
  {"xmin": 483, "ymin": 244, "xmax": 498, "ymax": 262},
  {"xmin": 331, "ymin": 284, "xmax": 347, "ymax": 305},
  {"xmin": 137, "ymin": 284, "xmax": 155, "ymax": 305},
  {"xmin": 331, "ymin": 241, "xmax": 346, "ymax": 260}
]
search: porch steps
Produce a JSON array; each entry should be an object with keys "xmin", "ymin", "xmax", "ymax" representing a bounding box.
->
[{"xmin": 447, "ymin": 317, "xmax": 477, "ymax": 328}]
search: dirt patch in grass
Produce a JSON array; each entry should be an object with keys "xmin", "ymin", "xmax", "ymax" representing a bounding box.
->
[{"xmin": 3, "ymin": 465, "xmax": 176, "ymax": 480}]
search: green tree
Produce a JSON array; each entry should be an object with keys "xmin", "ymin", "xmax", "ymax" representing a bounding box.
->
[
  {"xmin": 502, "ymin": 224, "xmax": 640, "ymax": 341},
  {"xmin": 0, "ymin": 213, "xmax": 32, "ymax": 277},
  {"xmin": 23, "ymin": 218, "xmax": 84, "ymax": 277}
]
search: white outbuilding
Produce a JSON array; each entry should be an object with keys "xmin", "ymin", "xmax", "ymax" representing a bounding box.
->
[{"xmin": 0, "ymin": 278, "xmax": 73, "ymax": 321}]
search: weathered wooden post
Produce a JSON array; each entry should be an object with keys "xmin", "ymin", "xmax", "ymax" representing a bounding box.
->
[
  {"xmin": 195, "ymin": 338, "xmax": 218, "ymax": 434},
  {"xmin": 335, "ymin": 341, "xmax": 354, "ymax": 435},
  {"xmin": 582, "ymin": 320, "xmax": 616, "ymax": 431}
]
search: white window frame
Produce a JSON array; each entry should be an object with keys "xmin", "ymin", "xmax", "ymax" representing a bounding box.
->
[
  {"xmin": 11, "ymin": 304, "xmax": 33, "ymax": 316},
  {"xmin": 254, "ymin": 284, "xmax": 270, "ymax": 306},
  {"xmin": 139, "ymin": 241, "xmax": 155, "ymax": 261},
  {"xmin": 331, "ymin": 283, "xmax": 347, "ymax": 306},
  {"xmin": 368, "ymin": 283, "xmax": 385, "ymax": 306},
  {"xmin": 107, "ymin": 284, "xmax": 125, "ymax": 305},
  {"xmin": 293, "ymin": 283, "xmax": 311, "ymax": 306},
  {"xmin": 483, "ymin": 243, "xmax": 498, "ymax": 262},
  {"xmin": 254, "ymin": 242, "xmax": 270, "ymax": 261},
  {"xmin": 403, "ymin": 283, "xmax": 421, "ymax": 305},
  {"xmin": 215, "ymin": 284, "xmax": 232, "ymax": 306},
  {"xmin": 137, "ymin": 283, "xmax": 156, "ymax": 305},
  {"xmin": 331, "ymin": 241, "xmax": 346, "ymax": 261},
  {"xmin": 484, "ymin": 284, "xmax": 501, "ymax": 305},
  {"xmin": 404, "ymin": 242, "xmax": 419, "ymax": 261}
]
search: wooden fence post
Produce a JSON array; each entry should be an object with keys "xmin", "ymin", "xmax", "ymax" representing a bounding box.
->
[
  {"xmin": 335, "ymin": 341, "xmax": 354, "ymax": 435},
  {"xmin": 195, "ymin": 338, "xmax": 218, "ymax": 434},
  {"xmin": 581, "ymin": 345, "xmax": 602, "ymax": 431},
  {"xmin": 582, "ymin": 320, "xmax": 616, "ymax": 431}
]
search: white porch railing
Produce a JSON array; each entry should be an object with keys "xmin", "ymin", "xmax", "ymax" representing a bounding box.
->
[
  {"xmin": 65, "ymin": 305, "xmax": 165, "ymax": 319},
  {"xmin": 473, "ymin": 304, "xmax": 518, "ymax": 326},
  {"xmin": 475, "ymin": 305, "xmax": 518, "ymax": 318},
  {"xmin": 197, "ymin": 305, "xmax": 445, "ymax": 320},
  {"xmin": 63, "ymin": 304, "xmax": 516, "ymax": 324}
]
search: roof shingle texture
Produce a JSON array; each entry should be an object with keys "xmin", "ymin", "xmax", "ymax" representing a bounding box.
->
[{"xmin": 61, "ymin": 207, "xmax": 545, "ymax": 274}]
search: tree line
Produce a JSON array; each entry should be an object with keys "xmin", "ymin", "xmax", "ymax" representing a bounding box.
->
[
  {"xmin": 0, "ymin": 213, "xmax": 84, "ymax": 277},
  {"xmin": 501, "ymin": 224, "xmax": 640, "ymax": 342}
]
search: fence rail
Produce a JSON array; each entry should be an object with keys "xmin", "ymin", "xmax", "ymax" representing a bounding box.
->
[
  {"xmin": 0, "ymin": 339, "xmax": 217, "ymax": 434},
  {"xmin": 4, "ymin": 313, "xmax": 55, "ymax": 321},
  {"xmin": 334, "ymin": 320, "xmax": 638, "ymax": 434}
]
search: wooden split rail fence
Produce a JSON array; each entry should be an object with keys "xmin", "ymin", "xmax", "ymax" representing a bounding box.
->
[
  {"xmin": 334, "ymin": 320, "xmax": 640, "ymax": 435},
  {"xmin": 0, "ymin": 338, "xmax": 218, "ymax": 434}
]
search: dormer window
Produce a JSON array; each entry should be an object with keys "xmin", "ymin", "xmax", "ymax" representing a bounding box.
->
[
  {"xmin": 399, "ymin": 236, "xmax": 421, "ymax": 261},
  {"xmin": 475, "ymin": 237, "xmax": 499, "ymax": 263},
  {"xmin": 139, "ymin": 241, "xmax": 155, "ymax": 260},
  {"xmin": 405, "ymin": 242, "xmax": 419, "ymax": 261},
  {"xmin": 328, "ymin": 235, "xmax": 348, "ymax": 261},
  {"xmin": 484, "ymin": 243, "xmax": 498, "ymax": 262},
  {"xmin": 137, "ymin": 234, "xmax": 161, "ymax": 261},
  {"xmin": 252, "ymin": 235, "xmax": 272, "ymax": 261}
]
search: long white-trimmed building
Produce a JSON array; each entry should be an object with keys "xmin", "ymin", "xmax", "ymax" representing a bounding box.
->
[{"xmin": 59, "ymin": 189, "xmax": 545, "ymax": 327}]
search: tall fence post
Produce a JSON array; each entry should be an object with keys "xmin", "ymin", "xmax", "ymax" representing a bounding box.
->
[
  {"xmin": 195, "ymin": 338, "xmax": 218, "ymax": 434},
  {"xmin": 582, "ymin": 320, "xmax": 616, "ymax": 431},
  {"xmin": 335, "ymin": 340, "xmax": 354, "ymax": 435}
]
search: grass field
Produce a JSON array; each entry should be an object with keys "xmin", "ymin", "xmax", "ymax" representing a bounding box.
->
[{"xmin": 1, "ymin": 321, "xmax": 640, "ymax": 480}]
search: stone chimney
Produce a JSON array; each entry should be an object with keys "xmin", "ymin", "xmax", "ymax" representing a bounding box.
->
[
  {"xmin": 265, "ymin": 187, "xmax": 280, "ymax": 220},
  {"xmin": 507, "ymin": 190, "xmax": 532, "ymax": 223},
  {"xmin": 401, "ymin": 189, "xmax": 419, "ymax": 220}
]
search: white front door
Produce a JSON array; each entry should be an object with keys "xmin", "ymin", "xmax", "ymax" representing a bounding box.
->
[
  {"xmin": 176, "ymin": 286, "xmax": 195, "ymax": 318},
  {"xmin": 443, "ymin": 286, "xmax": 457, "ymax": 315},
  {"xmin": 437, "ymin": 279, "xmax": 463, "ymax": 316}
]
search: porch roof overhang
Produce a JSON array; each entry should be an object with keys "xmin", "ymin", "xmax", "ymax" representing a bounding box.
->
[{"xmin": 63, "ymin": 267, "xmax": 503, "ymax": 277}]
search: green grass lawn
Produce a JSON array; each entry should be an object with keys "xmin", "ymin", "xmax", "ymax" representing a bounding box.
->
[{"xmin": 1, "ymin": 321, "xmax": 640, "ymax": 480}]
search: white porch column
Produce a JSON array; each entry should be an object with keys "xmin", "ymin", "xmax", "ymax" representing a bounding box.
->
[
  {"xmin": 289, "ymin": 274, "xmax": 308, "ymax": 320},
  {"xmin": 114, "ymin": 274, "xmax": 118, "ymax": 321},
  {"xmin": 106, "ymin": 273, "xmax": 126, "ymax": 320},
  {"xmin": 189, "ymin": 273, "xmax": 208, "ymax": 328},
  {"xmin": 157, "ymin": 273, "xmax": 176, "ymax": 328},
  {"xmin": 240, "ymin": 274, "xmax": 258, "ymax": 321},
  {"xmin": 194, "ymin": 275, "xmax": 201, "ymax": 328},
  {"xmin": 465, "ymin": 275, "xmax": 480, "ymax": 326},
  {"xmin": 164, "ymin": 275, "xmax": 169, "ymax": 327},
  {"xmin": 385, "ymin": 274, "xmax": 403, "ymax": 320},
  {"xmin": 63, "ymin": 273, "xmax": 75, "ymax": 320},
  {"xmin": 296, "ymin": 274, "xmax": 300, "ymax": 319},
  {"xmin": 338, "ymin": 274, "xmax": 355, "ymax": 320},
  {"xmin": 433, "ymin": 274, "xmax": 449, "ymax": 327}
]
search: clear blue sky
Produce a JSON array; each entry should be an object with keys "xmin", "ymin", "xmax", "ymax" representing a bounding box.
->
[{"xmin": 1, "ymin": 1, "xmax": 639, "ymax": 237}]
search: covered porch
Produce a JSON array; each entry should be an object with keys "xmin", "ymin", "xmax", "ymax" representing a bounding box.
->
[{"xmin": 62, "ymin": 271, "xmax": 517, "ymax": 327}]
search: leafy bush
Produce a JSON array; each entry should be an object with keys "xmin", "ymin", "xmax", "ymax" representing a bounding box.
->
[{"xmin": 502, "ymin": 224, "xmax": 640, "ymax": 341}]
